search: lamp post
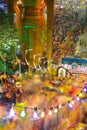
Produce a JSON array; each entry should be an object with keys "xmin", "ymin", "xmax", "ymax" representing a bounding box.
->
[
  {"xmin": 25, "ymin": 49, "xmax": 33, "ymax": 74},
  {"xmin": 16, "ymin": 45, "xmax": 22, "ymax": 76}
]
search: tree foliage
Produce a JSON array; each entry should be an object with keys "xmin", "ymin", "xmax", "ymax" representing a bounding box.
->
[{"xmin": 0, "ymin": 9, "xmax": 18, "ymax": 74}]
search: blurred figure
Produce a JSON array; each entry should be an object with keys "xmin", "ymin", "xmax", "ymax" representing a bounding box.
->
[{"xmin": 16, "ymin": 81, "xmax": 24, "ymax": 103}]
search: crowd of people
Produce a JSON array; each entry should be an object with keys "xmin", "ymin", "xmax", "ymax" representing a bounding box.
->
[{"xmin": 0, "ymin": 72, "xmax": 24, "ymax": 105}]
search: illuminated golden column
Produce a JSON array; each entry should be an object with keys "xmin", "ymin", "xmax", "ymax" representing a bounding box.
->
[
  {"xmin": 21, "ymin": 0, "xmax": 46, "ymax": 64},
  {"xmin": 46, "ymin": 0, "xmax": 54, "ymax": 61},
  {"xmin": 14, "ymin": 0, "xmax": 26, "ymax": 55}
]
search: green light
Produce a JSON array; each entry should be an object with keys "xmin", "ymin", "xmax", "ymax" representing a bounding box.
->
[
  {"xmin": 20, "ymin": 110, "xmax": 26, "ymax": 118},
  {"xmin": 23, "ymin": 0, "xmax": 37, "ymax": 6},
  {"xmin": 24, "ymin": 24, "xmax": 37, "ymax": 49},
  {"xmin": 24, "ymin": 24, "xmax": 37, "ymax": 29}
]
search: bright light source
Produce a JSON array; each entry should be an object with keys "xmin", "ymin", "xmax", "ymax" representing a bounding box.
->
[
  {"xmin": 9, "ymin": 107, "xmax": 15, "ymax": 118},
  {"xmin": 41, "ymin": 111, "xmax": 45, "ymax": 118},
  {"xmin": 79, "ymin": 91, "xmax": 83, "ymax": 97},
  {"xmin": 59, "ymin": 104, "xmax": 62, "ymax": 109},
  {"xmin": 17, "ymin": 45, "xmax": 20, "ymax": 49},
  {"xmin": 54, "ymin": 108, "xmax": 58, "ymax": 113},
  {"xmin": 33, "ymin": 111, "xmax": 38, "ymax": 119},
  {"xmin": 68, "ymin": 103, "xmax": 73, "ymax": 109},
  {"xmin": 48, "ymin": 110, "xmax": 52, "ymax": 116},
  {"xmin": 17, "ymin": 0, "xmax": 22, "ymax": 5},
  {"xmin": 83, "ymin": 87, "xmax": 87, "ymax": 93},
  {"xmin": 76, "ymin": 95, "xmax": 80, "ymax": 102},
  {"xmin": 20, "ymin": 110, "xmax": 26, "ymax": 118},
  {"xmin": 71, "ymin": 99, "xmax": 74, "ymax": 105}
]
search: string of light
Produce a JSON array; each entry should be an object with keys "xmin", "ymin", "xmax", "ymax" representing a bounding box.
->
[{"xmin": 0, "ymin": 85, "xmax": 87, "ymax": 123}]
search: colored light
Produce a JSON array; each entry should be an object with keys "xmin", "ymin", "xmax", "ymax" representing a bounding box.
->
[
  {"xmin": 61, "ymin": 88, "xmax": 64, "ymax": 92},
  {"xmin": 48, "ymin": 110, "xmax": 52, "ymax": 116},
  {"xmin": 33, "ymin": 107, "xmax": 39, "ymax": 119},
  {"xmin": 20, "ymin": 110, "xmax": 26, "ymax": 118},
  {"xmin": 54, "ymin": 108, "xmax": 58, "ymax": 113},
  {"xmin": 33, "ymin": 112, "xmax": 38, "ymax": 119},
  {"xmin": 83, "ymin": 87, "xmax": 87, "ymax": 93},
  {"xmin": 68, "ymin": 103, "xmax": 73, "ymax": 109},
  {"xmin": 76, "ymin": 95, "xmax": 80, "ymax": 102},
  {"xmin": 58, "ymin": 104, "xmax": 62, "ymax": 109},
  {"xmin": 41, "ymin": 111, "xmax": 45, "ymax": 118},
  {"xmin": 9, "ymin": 107, "xmax": 15, "ymax": 118},
  {"xmin": 71, "ymin": 100, "xmax": 74, "ymax": 105},
  {"xmin": 79, "ymin": 92, "xmax": 83, "ymax": 97}
]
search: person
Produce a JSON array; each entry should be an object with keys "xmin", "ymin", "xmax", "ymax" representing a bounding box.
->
[
  {"xmin": 16, "ymin": 82, "xmax": 24, "ymax": 103},
  {"xmin": 9, "ymin": 75, "xmax": 15, "ymax": 87}
]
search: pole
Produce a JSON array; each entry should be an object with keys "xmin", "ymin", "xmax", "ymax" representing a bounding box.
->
[
  {"xmin": 19, "ymin": 60, "xmax": 21, "ymax": 75},
  {"xmin": 33, "ymin": 54, "xmax": 40, "ymax": 71},
  {"xmin": 25, "ymin": 49, "xmax": 33, "ymax": 74}
]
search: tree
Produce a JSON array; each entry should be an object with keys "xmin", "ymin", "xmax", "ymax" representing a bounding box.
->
[{"xmin": 0, "ymin": 9, "xmax": 18, "ymax": 74}]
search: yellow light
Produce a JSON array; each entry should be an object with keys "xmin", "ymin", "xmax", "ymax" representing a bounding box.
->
[
  {"xmin": 17, "ymin": 0, "xmax": 22, "ymax": 5},
  {"xmin": 48, "ymin": 110, "xmax": 52, "ymax": 116},
  {"xmin": 71, "ymin": 100, "xmax": 74, "ymax": 105},
  {"xmin": 79, "ymin": 92, "xmax": 83, "ymax": 97},
  {"xmin": 61, "ymin": 88, "xmax": 64, "ymax": 92},
  {"xmin": 59, "ymin": 104, "xmax": 62, "ymax": 109},
  {"xmin": 79, "ymin": 127, "xmax": 83, "ymax": 130},
  {"xmin": 41, "ymin": 111, "xmax": 45, "ymax": 118}
]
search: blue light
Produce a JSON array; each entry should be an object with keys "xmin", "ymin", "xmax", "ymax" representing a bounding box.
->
[
  {"xmin": 76, "ymin": 95, "xmax": 80, "ymax": 102},
  {"xmin": 68, "ymin": 102, "xmax": 73, "ymax": 109},
  {"xmin": 9, "ymin": 107, "xmax": 15, "ymax": 118},
  {"xmin": 83, "ymin": 86, "xmax": 87, "ymax": 93}
]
